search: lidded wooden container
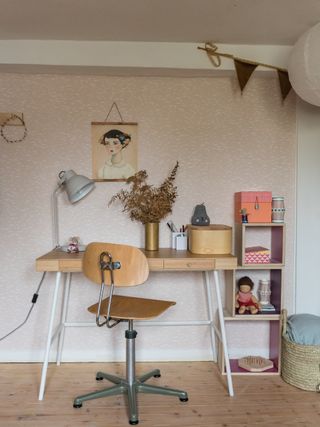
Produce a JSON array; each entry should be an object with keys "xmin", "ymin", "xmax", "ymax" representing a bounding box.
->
[{"xmin": 188, "ymin": 225, "xmax": 232, "ymax": 255}]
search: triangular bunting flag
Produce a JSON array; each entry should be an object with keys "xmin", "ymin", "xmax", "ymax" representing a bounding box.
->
[
  {"xmin": 234, "ymin": 59, "xmax": 258, "ymax": 92},
  {"xmin": 277, "ymin": 70, "xmax": 292, "ymax": 101}
]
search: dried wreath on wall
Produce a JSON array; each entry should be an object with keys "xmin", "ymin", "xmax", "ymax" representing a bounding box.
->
[
  {"xmin": 108, "ymin": 161, "xmax": 179, "ymax": 224},
  {"xmin": 0, "ymin": 113, "xmax": 28, "ymax": 143}
]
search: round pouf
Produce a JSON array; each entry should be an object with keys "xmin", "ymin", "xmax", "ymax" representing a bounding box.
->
[{"xmin": 288, "ymin": 22, "xmax": 320, "ymax": 106}]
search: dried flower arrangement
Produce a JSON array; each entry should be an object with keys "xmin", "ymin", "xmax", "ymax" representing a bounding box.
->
[{"xmin": 108, "ymin": 161, "xmax": 179, "ymax": 224}]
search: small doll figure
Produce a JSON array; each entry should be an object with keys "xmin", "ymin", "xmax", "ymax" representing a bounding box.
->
[
  {"xmin": 67, "ymin": 236, "xmax": 80, "ymax": 253},
  {"xmin": 240, "ymin": 208, "xmax": 249, "ymax": 223},
  {"xmin": 235, "ymin": 276, "xmax": 261, "ymax": 314}
]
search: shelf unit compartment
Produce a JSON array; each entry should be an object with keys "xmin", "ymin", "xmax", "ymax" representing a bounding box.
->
[
  {"xmin": 218, "ymin": 320, "xmax": 281, "ymax": 375},
  {"xmin": 235, "ymin": 223, "xmax": 285, "ymax": 266},
  {"xmin": 233, "ymin": 269, "xmax": 282, "ymax": 317},
  {"xmin": 223, "ymin": 270, "xmax": 235, "ymax": 318}
]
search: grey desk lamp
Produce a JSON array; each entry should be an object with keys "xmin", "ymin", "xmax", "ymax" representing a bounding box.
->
[{"xmin": 52, "ymin": 170, "xmax": 95, "ymax": 249}]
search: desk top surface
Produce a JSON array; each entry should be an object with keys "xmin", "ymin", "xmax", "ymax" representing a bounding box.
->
[{"xmin": 36, "ymin": 248, "xmax": 237, "ymax": 273}]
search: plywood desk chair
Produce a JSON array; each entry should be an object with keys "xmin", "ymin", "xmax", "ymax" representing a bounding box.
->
[{"xmin": 73, "ymin": 242, "xmax": 188, "ymax": 425}]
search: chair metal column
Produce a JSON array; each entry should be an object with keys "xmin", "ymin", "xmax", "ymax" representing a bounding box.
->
[{"xmin": 74, "ymin": 318, "xmax": 188, "ymax": 425}]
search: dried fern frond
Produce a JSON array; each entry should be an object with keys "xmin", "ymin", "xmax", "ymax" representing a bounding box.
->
[{"xmin": 108, "ymin": 162, "xmax": 179, "ymax": 224}]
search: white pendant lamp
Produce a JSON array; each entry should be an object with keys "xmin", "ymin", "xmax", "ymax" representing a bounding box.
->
[{"xmin": 288, "ymin": 23, "xmax": 320, "ymax": 106}]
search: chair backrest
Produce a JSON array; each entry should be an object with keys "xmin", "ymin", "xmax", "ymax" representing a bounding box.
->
[{"xmin": 83, "ymin": 242, "xmax": 149, "ymax": 287}]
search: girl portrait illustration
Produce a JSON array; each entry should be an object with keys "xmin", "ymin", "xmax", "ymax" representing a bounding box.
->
[{"xmin": 92, "ymin": 122, "xmax": 138, "ymax": 181}]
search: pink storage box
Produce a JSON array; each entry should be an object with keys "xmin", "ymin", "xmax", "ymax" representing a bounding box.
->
[{"xmin": 245, "ymin": 246, "xmax": 271, "ymax": 264}]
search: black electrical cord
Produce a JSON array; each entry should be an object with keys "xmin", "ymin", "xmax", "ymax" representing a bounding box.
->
[{"xmin": 0, "ymin": 272, "xmax": 46, "ymax": 341}]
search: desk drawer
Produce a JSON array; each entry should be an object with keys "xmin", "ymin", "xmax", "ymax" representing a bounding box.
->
[
  {"xmin": 147, "ymin": 258, "xmax": 164, "ymax": 271},
  {"xmin": 59, "ymin": 260, "xmax": 83, "ymax": 272},
  {"xmin": 36, "ymin": 259, "xmax": 60, "ymax": 272},
  {"xmin": 163, "ymin": 259, "xmax": 215, "ymax": 271}
]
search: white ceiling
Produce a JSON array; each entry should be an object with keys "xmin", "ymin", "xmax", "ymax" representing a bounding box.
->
[{"xmin": 1, "ymin": 0, "xmax": 320, "ymax": 46}]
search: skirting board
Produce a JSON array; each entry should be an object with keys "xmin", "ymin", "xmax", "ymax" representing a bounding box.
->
[{"xmin": 0, "ymin": 348, "xmax": 215, "ymax": 363}]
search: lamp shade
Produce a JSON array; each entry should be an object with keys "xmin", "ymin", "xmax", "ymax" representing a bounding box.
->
[
  {"xmin": 288, "ymin": 23, "xmax": 320, "ymax": 106},
  {"xmin": 59, "ymin": 170, "xmax": 95, "ymax": 203},
  {"xmin": 52, "ymin": 170, "xmax": 95, "ymax": 248}
]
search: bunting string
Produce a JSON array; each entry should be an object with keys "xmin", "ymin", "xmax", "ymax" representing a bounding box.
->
[{"xmin": 198, "ymin": 42, "xmax": 292, "ymax": 100}]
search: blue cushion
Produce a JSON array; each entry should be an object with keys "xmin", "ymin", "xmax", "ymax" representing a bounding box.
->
[{"xmin": 287, "ymin": 314, "xmax": 320, "ymax": 345}]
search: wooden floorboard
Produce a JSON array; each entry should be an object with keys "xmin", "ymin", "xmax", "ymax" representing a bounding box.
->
[{"xmin": 0, "ymin": 362, "xmax": 319, "ymax": 426}]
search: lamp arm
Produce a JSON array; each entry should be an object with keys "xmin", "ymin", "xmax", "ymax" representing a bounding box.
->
[{"xmin": 52, "ymin": 185, "xmax": 63, "ymax": 248}]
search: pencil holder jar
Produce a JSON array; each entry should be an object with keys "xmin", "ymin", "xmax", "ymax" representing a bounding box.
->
[{"xmin": 171, "ymin": 232, "xmax": 187, "ymax": 250}]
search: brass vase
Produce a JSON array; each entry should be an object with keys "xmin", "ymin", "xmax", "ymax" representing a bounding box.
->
[{"xmin": 145, "ymin": 222, "xmax": 159, "ymax": 251}]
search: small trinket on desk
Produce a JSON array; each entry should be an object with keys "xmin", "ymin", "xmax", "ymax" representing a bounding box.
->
[{"xmin": 67, "ymin": 236, "xmax": 80, "ymax": 253}]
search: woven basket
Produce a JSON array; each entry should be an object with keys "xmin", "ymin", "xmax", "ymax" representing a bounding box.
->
[{"xmin": 281, "ymin": 309, "xmax": 320, "ymax": 392}]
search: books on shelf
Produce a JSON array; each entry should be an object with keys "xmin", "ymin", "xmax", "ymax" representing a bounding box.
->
[{"xmin": 260, "ymin": 303, "xmax": 276, "ymax": 313}]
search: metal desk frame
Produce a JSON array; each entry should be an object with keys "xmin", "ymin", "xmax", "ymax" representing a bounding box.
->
[{"xmin": 35, "ymin": 248, "xmax": 237, "ymax": 400}]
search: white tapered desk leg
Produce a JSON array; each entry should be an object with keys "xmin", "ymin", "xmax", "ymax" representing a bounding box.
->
[
  {"xmin": 213, "ymin": 270, "xmax": 234, "ymax": 397},
  {"xmin": 56, "ymin": 272, "xmax": 72, "ymax": 365},
  {"xmin": 38, "ymin": 271, "xmax": 62, "ymax": 401},
  {"xmin": 203, "ymin": 271, "xmax": 217, "ymax": 361}
]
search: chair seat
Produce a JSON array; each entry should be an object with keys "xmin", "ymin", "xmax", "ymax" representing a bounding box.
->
[{"xmin": 88, "ymin": 295, "xmax": 176, "ymax": 320}]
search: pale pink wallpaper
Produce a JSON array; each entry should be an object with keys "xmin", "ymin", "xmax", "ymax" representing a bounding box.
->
[{"xmin": 0, "ymin": 73, "xmax": 296, "ymax": 361}]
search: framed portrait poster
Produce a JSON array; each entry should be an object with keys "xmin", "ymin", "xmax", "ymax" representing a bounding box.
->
[{"xmin": 91, "ymin": 122, "xmax": 138, "ymax": 181}]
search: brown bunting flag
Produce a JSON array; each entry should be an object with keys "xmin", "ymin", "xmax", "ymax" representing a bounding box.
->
[
  {"xmin": 198, "ymin": 44, "xmax": 293, "ymax": 103},
  {"xmin": 234, "ymin": 59, "xmax": 258, "ymax": 92},
  {"xmin": 277, "ymin": 70, "xmax": 292, "ymax": 101}
]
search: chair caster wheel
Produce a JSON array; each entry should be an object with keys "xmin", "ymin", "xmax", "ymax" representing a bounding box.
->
[
  {"xmin": 73, "ymin": 403, "xmax": 82, "ymax": 408},
  {"xmin": 129, "ymin": 420, "xmax": 139, "ymax": 425},
  {"xmin": 180, "ymin": 397, "xmax": 188, "ymax": 402},
  {"xmin": 153, "ymin": 374, "xmax": 161, "ymax": 378},
  {"xmin": 96, "ymin": 376, "xmax": 103, "ymax": 381}
]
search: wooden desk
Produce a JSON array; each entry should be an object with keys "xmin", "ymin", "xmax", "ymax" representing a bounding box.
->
[
  {"xmin": 36, "ymin": 248, "xmax": 237, "ymax": 272},
  {"xmin": 36, "ymin": 248, "xmax": 237, "ymax": 400}
]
